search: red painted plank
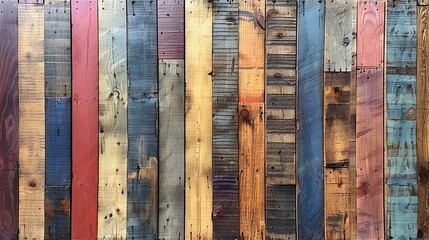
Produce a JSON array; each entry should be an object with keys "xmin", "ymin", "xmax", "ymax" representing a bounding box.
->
[
  {"xmin": 158, "ymin": 0, "xmax": 184, "ymax": 59},
  {"xmin": 71, "ymin": 0, "xmax": 98, "ymax": 238}
]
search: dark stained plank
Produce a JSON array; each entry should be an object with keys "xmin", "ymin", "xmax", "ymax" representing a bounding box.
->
[
  {"xmin": 212, "ymin": 0, "xmax": 239, "ymax": 238},
  {"xmin": 127, "ymin": 0, "xmax": 158, "ymax": 238},
  {"xmin": 45, "ymin": 186, "xmax": 70, "ymax": 239},
  {"xmin": 0, "ymin": 0, "xmax": 18, "ymax": 238},
  {"xmin": 266, "ymin": 185, "xmax": 296, "ymax": 240},
  {"xmin": 297, "ymin": 0, "xmax": 324, "ymax": 238},
  {"xmin": 71, "ymin": 0, "xmax": 98, "ymax": 238},
  {"xmin": 158, "ymin": 0, "xmax": 184, "ymax": 59}
]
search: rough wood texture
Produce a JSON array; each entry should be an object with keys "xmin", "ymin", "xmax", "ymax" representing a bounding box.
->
[
  {"xmin": 265, "ymin": 0, "xmax": 296, "ymax": 238},
  {"xmin": 45, "ymin": 186, "xmax": 70, "ymax": 239},
  {"xmin": 98, "ymin": 0, "xmax": 128, "ymax": 238},
  {"xmin": 18, "ymin": 0, "xmax": 43, "ymax": 3},
  {"xmin": 297, "ymin": 0, "xmax": 324, "ymax": 238},
  {"xmin": 0, "ymin": 1, "xmax": 18, "ymax": 238},
  {"xmin": 238, "ymin": 0, "xmax": 265, "ymax": 239},
  {"xmin": 324, "ymin": 0, "xmax": 356, "ymax": 72},
  {"xmin": 185, "ymin": 0, "xmax": 213, "ymax": 238},
  {"xmin": 158, "ymin": 0, "xmax": 184, "ymax": 59},
  {"xmin": 126, "ymin": 0, "xmax": 158, "ymax": 238},
  {"xmin": 18, "ymin": 4, "xmax": 45, "ymax": 239},
  {"xmin": 386, "ymin": 0, "xmax": 418, "ymax": 239},
  {"xmin": 212, "ymin": 0, "xmax": 239, "ymax": 238},
  {"xmin": 159, "ymin": 60, "xmax": 185, "ymax": 239},
  {"xmin": 71, "ymin": 0, "xmax": 98, "ymax": 238},
  {"xmin": 356, "ymin": 68, "xmax": 384, "ymax": 239}
]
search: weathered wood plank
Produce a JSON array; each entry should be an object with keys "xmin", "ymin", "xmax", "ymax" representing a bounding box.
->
[
  {"xmin": 158, "ymin": 0, "xmax": 184, "ymax": 59},
  {"xmin": 45, "ymin": 186, "xmax": 70, "ymax": 239},
  {"xmin": 18, "ymin": 0, "xmax": 43, "ymax": 4},
  {"xmin": 0, "ymin": 0, "xmax": 18, "ymax": 237},
  {"xmin": 265, "ymin": 0, "xmax": 296, "ymax": 239},
  {"xmin": 185, "ymin": 0, "xmax": 213, "ymax": 238},
  {"xmin": 71, "ymin": 0, "xmax": 98, "ymax": 238},
  {"xmin": 159, "ymin": 60, "xmax": 185, "ymax": 239},
  {"xmin": 239, "ymin": 0, "xmax": 265, "ymax": 239},
  {"xmin": 98, "ymin": 0, "xmax": 128, "ymax": 238},
  {"xmin": 212, "ymin": 0, "xmax": 239, "ymax": 238},
  {"xmin": 386, "ymin": 0, "xmax": 418, "ymax": 239},
  {"xmin": 126, "ymin": 0, "xmax": 158, "ymax": 238},
  {"xmin": 18, "ymin": 4, "xmax": 45, "ymax": 239},
  {"xmin": 297, "ymin": 0, "xmax": 325, "ymax": 238}
]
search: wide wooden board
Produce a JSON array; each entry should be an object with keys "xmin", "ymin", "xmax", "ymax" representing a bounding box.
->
[
  {"xmin": 158, "ymin": 0, "xmax": 184, "ymax": 59},
  {"xmin": 18, "ymin": 4, "xmax": 45, "ymax": 239}
]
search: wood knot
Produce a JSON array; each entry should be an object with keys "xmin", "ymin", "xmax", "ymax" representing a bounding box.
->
[
  {"xmin": 29, "ymin": 179, "xmax": 37, "ymax": 187},
  {"xmin": 240, "ymin": 109, "xmax": 249, "ymax": 119}
]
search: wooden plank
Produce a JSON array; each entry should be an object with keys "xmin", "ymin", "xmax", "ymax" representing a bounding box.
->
[
  {"xmin": 0, "ymin": 0, "xmax": 18, "ymax": 238},
  {"xmin": 324, "ymin": 0, "xmax": 356, "ymax": 72},
  {"xmin": 71, "ymin": 0, "xmax": 98, "ymax": 238},
  {"xmin": 238, "ymin": 0, "xmax": 265, "ymax": 239},
  {"xmin": 297, "ymin": 0, "xmax": 324, "ymax": 238},
  {"xmin": 127, "ymin": 0, "xmax": 158, "ymax": 238},
  {"xmin": 212, "ymin": 0, "xmax": 239, "ymax": 238},
  {"xmin": 417, "ymin": 5, "xmax": 429, "ymax": 239},
  {"xmin": 185, "ymin": 0, "xmax": 212, "ymax": 238},
  {"xmin": 419, "ymin": 0, "xmax": 429, "ymax": 6},
  {"xmin": 159, "ymin": 60, "xmax": 185, "ymax": 239},
  {"xmin": 18, "ymin": 0, "xmax": 43, "ymax": 4},
  {"xmin": 265, "ymin": 0, "xmax": 296, "ymax": 238},
  {"xmin": 98, "ymin": 0, "xmax": 128, "ymax": 238},
  {"xmin": 386, "ymin": 0, "xmax": 417, "ymax": 239},
  {"xmin": 18, "ymin": 4, "xmax": 45, "ymax": 239},
  {"xmin": 158, "ymin": 0, "xmax": 184, "ymax": 59},
  {"xmin": 45, "ymin": 186, "xmax": 70, "ymax": 239}
]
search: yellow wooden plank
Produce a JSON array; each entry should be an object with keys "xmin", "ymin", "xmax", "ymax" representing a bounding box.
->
[
  {"xmin": 18, "ymin": 4, "xmax": 45, "ymax": 239},
  {"xmin": 97, "ymin": 0, "xmax": 128, "ymax": 238},
  {"xmin": 185, "ymin": 0, "xmax": 213, "ymax": 238}
]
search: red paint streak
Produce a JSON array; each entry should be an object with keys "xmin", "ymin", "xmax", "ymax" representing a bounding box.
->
[
  {"xmin": 158, "ymin": 0, "xmax": 184, "ymax": 59},
  {"xmin": 357, "ymin": 1, "xmax": 384, "ymax": 67},
  {"xmin": 71, "ymin": 0, "xmax": 98, "ymax": 238},
  {"xmin": 356, "ymin": 68, "xmax": 384, "ymax": 239}
]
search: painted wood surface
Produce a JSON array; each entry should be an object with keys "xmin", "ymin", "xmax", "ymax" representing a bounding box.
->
[
  {"xmin": 71, "ymin": 0, "xmax": 98, "ymax": 238},
  {"xmin": 212, "ymin": 0, "xmax": 239, "ymax": 238},
  {"xmin": 159, "ymin": 60, "xmax": 185, "ymax": 239},
  {"xmin": 238, "ymin": 0, "xmax": 265, "ymax": 238},
  {"xmin": 297, "ymin": 0, "xmax": 324, "ymax": 238},
  {"xmin": 45, "ymin": 186, "xmax": 70, "ymax": 239},
  {"xmin": 158, "ymin": 0, "xmax": 184, "ymax": 59},
  {"xmin": 386, "ymin": 0, "xmax": 418, "ymax": 239},
  {"xmin": 18, "ymin": 4, "xmax": 45, "ymax": 239},
  {"xmin": 185, "ymin": 0, "xmax": 213, "ymax": 238},
  {"xmin": 0, "ymin": 0, "xmax": 18, "ymax": 238},
  {"xmin": 265, "ymin": 0, "xmax": 296, "ymax": 238},
  {"xmin": 19, "ymin": 0, "xmax": 43, "ymax": 4},
  {"xmin": 98, "ymin": 0, "xmax": 128, "ymax": 238}
]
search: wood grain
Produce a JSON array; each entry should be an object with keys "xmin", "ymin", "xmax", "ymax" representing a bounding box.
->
[
  {"xmin": 297, "ymin": 0, "xmax": 325, "ymax": 238},
  {"xmin": 158, "ymin": 0, "xmax": 184, "ymax": 59},
  {"xmin": 45, "ymin": 186, "xmax": 70, "ymax": 239},
  {"xmin": 98, "ymin": 0, "xmax": 128, "ymax": 238},
  {"xmin": 18, "ymin": 4, "xmax": 45, "ymax": 239},
  {"xmin": 71, "ymin": 0, "xmax": 98, "ymax": 238},
  {"xmin": 18, "ymin": 0, "xmax": 43, "ymax": 4},
  {"xmin": 0, "ymin": 0, "xmax": 18, "ymax": 238},
  {"xmin": 185, "ymin": 0, "xmax": 213, "ymax": 238}
]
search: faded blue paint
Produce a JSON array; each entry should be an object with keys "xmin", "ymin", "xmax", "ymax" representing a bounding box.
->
[{"xmin": 297, "ymin": 0, "xmax": 324, "ymax": 239}]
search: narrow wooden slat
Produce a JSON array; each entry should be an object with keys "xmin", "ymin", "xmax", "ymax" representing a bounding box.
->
[
  {"xmin": 212, "ymin": 0, "xmax": 239, "ymax": 238},
  {"xmin": 45, "ymin": 186, "xmax": 70, "ymax": 239},
  {"xmin": 238, "ymin": 0, "xmax": 265, "ymax": 238},
  {"xmin": 18, "ymin": 4, "xmax": 45, "ymax": 239},
  {"xmin": 0, "ymin": 1, "xmax": 18, "ymax": 237},
  {"xmin": 297, "ymin": 0, "xmax": 324, "ymax": 238},
  {"xmin": 185, "ymin": 0, "xmax": 213, "ymax": 238},
  {"xmin": 98, "ymin": 0, "xmax": 128, "ymax": 237},
  {"xmin": 126, "ymin": 0, "xmax": 158, "ymax": 238},
  {"xmin": 419, "ymin": 0, "xmax": 429, "ymax": 6},
  {"xmin": 265, "ymin": 0, "xmax": 296, "ymax": 238},
  {"xmin": 71, "ymin": 0, "xmax": 98, "ymax": 238},
  {"xmin": 386, "ymin": 0, "xmax": 417, "ymax": 239},
  {"xmin": 19, "ymin": 0, "xmax": 43, "ymax": 3},
  {"xmin": 159, "ymin": 60, "xmax": 185, "ymax": 239},
  {"xmin": 158, "ymin": 0, "xmax": 184, "ymax": 59}
]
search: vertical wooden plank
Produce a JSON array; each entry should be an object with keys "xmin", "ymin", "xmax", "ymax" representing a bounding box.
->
[
  {"xmin": 0, "ymin": 0, "xmax": 18, "ymax": 238},
  {"xmin": 238, "ymin": 0, "xmax": 265, "ymax": 239},
  {"xmin": 158, "ymin": 0, "xmax": 185, "ymax": 238},
  {"xmin": 265, "ymin": 0, "xmax": 296, "ymax": 238},
  {"xmin": 71, "ymin": 0, "xmax": 98, "ymax": 238},
  {"xmin": 185, "ymin": 0, "xmax": 213, "ymax": 238},
  {"xmin": 98, "ymin": 0, "xmax": 128, "ymax": 238},
  {"xmin": 45, "ymin": 186, "xmax": 70, "ymax": 239},
  {"xmin": 127, "ymin": 0, "xmax": 158, "ymax": 238},
  {"xmin": 18, "ymin": 4, "xmax": 45, "ymax": 239},
  {"xmin": 212, "ymin": 0, "xmax": 239, "ymax": 238},
  {"xmin": 297, "ymin": 0, "xmax": 324, "ymax": 238},
  {"xmin": 417, "ymin": 5, "xmax": 429, "ymax": 239},
  {"xmin": 386, "ymin": 0, "xmax": 418, "ymax": 239}
]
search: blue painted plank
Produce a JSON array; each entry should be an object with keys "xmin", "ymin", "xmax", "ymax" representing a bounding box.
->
[
  {"xmin": 297, "ymin": 0, "xmax": 325, "ymax": 238},
  {"xmin": 45, "ymin": 186, "xmax": 70, "ymax": 239}
]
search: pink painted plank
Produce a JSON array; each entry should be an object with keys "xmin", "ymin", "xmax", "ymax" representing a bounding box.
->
[
  {"xmin": 357, "ymin": 1, "xmax": 384, "ymax": 67},
  {"xmin": 158, "ymin": 0, "xmax": 184, "ymax": 59},
  {"xmin": 71, "ymin": 0, "xmax": 98, "ymax": 238}
]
